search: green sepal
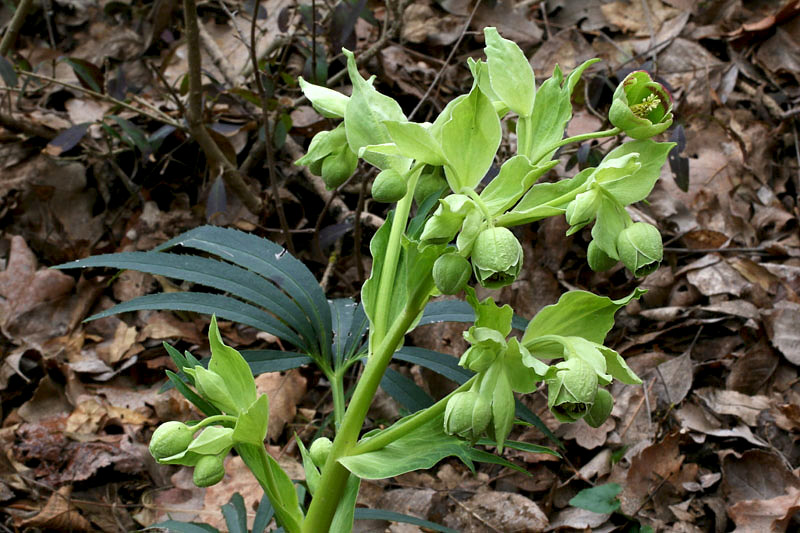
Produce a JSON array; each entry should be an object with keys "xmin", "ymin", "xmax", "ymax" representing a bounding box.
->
[
  {"xmin": 208, "ymin": 316, "xmax": 257, "ymax": 413},
  {"xmin": 523, "ymin": 58, "xmax": 600, "ymax": 163},
  {"xmin": 584, "ymin": 388, "xmax": 614, "ymax": 428},
  {"xmin": 480, "ymin": 157, "xmax": 558, "ymax": 216},
  {"xmin": 440, "ymin": 83, "xmax": 501, "ymax": 192},
  {"xmin": 233, "ymin": 394, "xmax": 270, "ymax": 445},
  {"xmin": 342, "ymin": 49, "xmax": 410, "ymax": 172},
  {"xmin": 523, "ymin": 288, "xmax": 645, "ymax": 346},
  {"xmin": 383, "ymin": 120, "xmax": 447, "ymax": 166},
  {"xmin": 298, "ymin": 77, "xmax": 349, "ymax": 118},
  {"xmin": 483, "ymin": 27, "xmax": 535, "ymax": 118},
  {"xmin": 419, "ymin": 194, "xmax": 476, "ymax": 245}
]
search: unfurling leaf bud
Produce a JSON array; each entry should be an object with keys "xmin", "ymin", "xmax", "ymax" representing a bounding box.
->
[
  {"xmin": 546, "ymin": 358, "xmax": 598, "ymax": 423},
  {"xmin": 149, "ymin": 421, "xmax": 195, "ymax": 461},
  {"xmin": 309, "ymin": 437, "xmax": 333, "ymax": 468},
  {"xmin": 584, "ymin": 388, "xmax": 614, "ymax": 428},
  {"xmin": 193, "ymin": 454, "xmax": 225, "ymax": 487},
  {"xmin": 609, "ymin": 71, "xmax": 673, "ymax": 140},
  {"xmin": 433, "ymin": 253, "xmax": 471, "ymax": 295},
  {"xmin": 565, "ymin": 189, "xmax": 598, "ymax": 230},
  {"xmin": 587, "ymin": 240, "xmax": 618, "ymax": 272},
  {"xmin": 616, "ymin": 222, "xmax": 662, "ymax": 277},
  {"xmin": 372, "ymin": 169, "xmax": 407, "ymax": 203},
  {"xmin": 444, "ymin": 390, "xmax": 491, "ymax": 442},
  {"xmin": 471, "ymin": 227, "xmax": 523, "ymax": 289}
]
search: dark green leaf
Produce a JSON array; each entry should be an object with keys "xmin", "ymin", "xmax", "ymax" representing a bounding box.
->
[
  {"xmin": 394, "ymin": 347, "xmax": 472, "ymax": 384},
  {"xmin": 0, "ymin": 55, "xmax": 17, "ymax": 87},
  {"xmin": 221, "ymin": 493, "xmax": 247, "ymax": 533},
  {"xmin": 84, "ymin": 292, "xmax": 305, "ymax": 348},
  {"xmin": 515, "ymin": 399, "xmax": 562, "ymax": 449},
  {"xmin": 380, "ymin": 368, "xmax": 433, "ymax": 413},
  {"xmin": 466, "ymin": 448, "xmax": 528, "ymax": 475},
  {"xmin": 62, "ymin": 57, "xmax": 103, "ymax": 93},
  {"xmin": 144, "ymin": 520, "xmax": 219, "ymax": 532},
  {"xmin": 109, "ymin": 115, "xmax": 151, "ymax": 155},
  {"xmin": 165, "ymin": 370, "xmax": 221, "ymax": 417},
  {"xmin": 354, "ymin": 509, "xmax": 458, "ymax": 533},
  {"xmin": 569, "ymin": 483, "xmax": 622, "ymax": 514},
  {"xmin": 252, "ymin": 494, "xmax": 274, "ymax": 533},
  {"xmin": 153, "ymin": 226, "xmax": 331, "ymax": 359},
  {"xmin": 46, "ymin": 122, "xmax": 90, "ymax": 156},
  {"xmin": 57, "ymin": 251, "xmax": 317, "ymax": 352},
  {"xmin": 419, "ymin": 300, "xmax": 527, "ymax": 330},
  {"xmin": 241, "ymin": 350, "xmax": 313, "ymax": 374}
]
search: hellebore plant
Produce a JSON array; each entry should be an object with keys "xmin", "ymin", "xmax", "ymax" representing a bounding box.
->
[{"xmin": 60, "ymin": 27, "xmax": 675, "ymax": 533}]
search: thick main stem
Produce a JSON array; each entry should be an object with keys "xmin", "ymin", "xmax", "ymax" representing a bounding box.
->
[{"xmin": 301, "ymin": 302, "xmax": 424, "ymax": 532}]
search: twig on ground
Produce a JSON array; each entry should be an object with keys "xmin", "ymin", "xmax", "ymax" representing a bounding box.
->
[
  {"xmin": 249, "ymin": 0, "xmax": 295, "ymax": 254},
  {"xmin": 0, "ymin": 0, "xmax": 35, "ymax": 56},
  {"xmin": 182, "ymin": 0, "xmax": 262, "ymax": 215}
]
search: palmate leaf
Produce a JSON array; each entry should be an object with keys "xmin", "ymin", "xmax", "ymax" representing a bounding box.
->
[
  {"xmin": 84, "ymin": 292, "xmax": 305, "ymax": 349},
  {"xmin": 153, "ymin": 226, "xmax": 332, "ymax": 359},
  {"xmin": 56, "ymin": 225, "xmax": 333, "ymax": 361},
  {"xmin": 58, "ymin": 252, "xmax": 317, "ymax": 352}
]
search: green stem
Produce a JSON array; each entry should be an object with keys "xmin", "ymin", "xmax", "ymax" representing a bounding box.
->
[
  {"xmin": 532, "ymin": 127, "xmax": 621, "ymax": 165},
  {"xmin": 516, "ymin": 115, "xmax": 534, "ymax": 158},
  {"xmin": 191, "ymin": 414, "xmax": 237, "ymax": 430},
  {"xmin": 465, "ymin": 189, "xmax": 492, "ymax": 226},
  {"xmin": 372, "ymin": 163, "xmax": 424, "ymax": 346},
  {"xmin": 330, "ymin": 369, "xmax": 346, "ymax": 429},
  {"xmin": 351, "ymin": 375, "xmax": 477, "ymax": 455},
  {"xmin": 301, "ymin": 301, "xmax": 427, "ymax": 533}
]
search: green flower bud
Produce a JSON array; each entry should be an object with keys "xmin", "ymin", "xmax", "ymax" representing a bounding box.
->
[
  {"xmin": 295, "ymin": 124, "xmax": 349, "ymax": 174},
  {"xmin": 546, "ymin": 358, "xmax": 598, "ymax": 423},
  {"xmin": 609, "ymin": 71, "xmax": 673, "ymax": 140},
  {"xmin": 584, "ymin": 388, "xmax": 614, "ymax": 428},
  {"xmin": 321, "ymin": 146, "xmax": 357, "ymax": 189},
  {"xmin": 565, "ymin": 189, "xmax": 599, "ymax": 230},
  {"xmin": 587, "ymin": 240, "xmax": 618, "ymax": 272},
  {"xmin": 309, "ymin": 437, "xmax": 333, "ymax": 468},
  {"xmin": 414, "ymin": 167, "xmax": 447, "ymax": 206},
  {"xmin": 616, "ymin": 222, "xmax": 662, "ymax": 277},
  {"xmin": 372, "ymin": 169, "xmax": 407, "ymax": 203},
  {"xmin": 471, "ymin": 227, "xmax": 523, "ymax": 289},
  {"xmin": 444, "ymin": 390, "xmax": 492, "ymax": 442},
  {"xmin": 149, "ymin": 421, "xmax": 195, "ymax": 461},
  {"xmin": 433, "ymin": 253, "xmax": 471, "ymax": 295},
  {"xmin": 192, "ymin": 367, "xmax": 240, "ymax": 415},
  {"xmin": 193, "ymin": 454, "xmax": 226, "ymax": 487}
]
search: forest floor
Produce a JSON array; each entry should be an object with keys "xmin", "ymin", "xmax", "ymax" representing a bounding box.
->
[{"xmin": 1, "ymin": 0, "xmax": 800, "ymax": 531}]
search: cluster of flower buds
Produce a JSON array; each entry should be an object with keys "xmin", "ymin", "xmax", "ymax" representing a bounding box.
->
[
  {"xmin": 422, "ymin": 196, "xmax": 525, "ymax": 291},
  {"xmin": 444, "ymin": 290, "xmax": 549, "ymax": 450},
  {"xmin": 149, "ymin": 317, "xmax": 269, "ymax": 489},
  {"xmin": 294, "ymin": 124, "xmax": 358, "ymax": 190},
  {"xmin": 149, "ymin": 422, "xmax": 233, "ymax": 487}
]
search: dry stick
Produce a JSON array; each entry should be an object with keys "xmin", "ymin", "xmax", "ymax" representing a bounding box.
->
[
  {"xmin": 182, "ymin": 0, "xmax": 262, "ymax": 215},
  {"xmin": 19, "ymin": 70, "xmax": 181, "ymax": 128},
  {"xmin": 199, "ymin": 22, "xmax": 243, "ymax": 87},
  {"xmin": 0, "ymin": 0, "xmax": 34, "ymax": 56},
  {"xmin": 248, "ymin": 0, "xmax": 295, "ymax": 255},
  {"xmin": 407, "ymin": 0, "xmax": 482, "ymax": 121}
]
